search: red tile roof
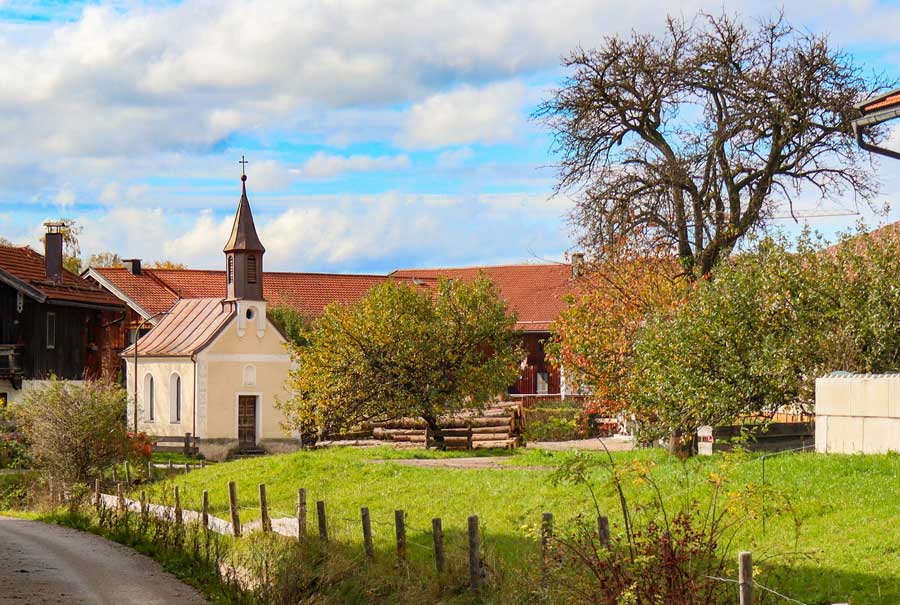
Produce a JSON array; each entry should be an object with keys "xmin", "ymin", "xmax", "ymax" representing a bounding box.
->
[
  {"xmin": 861, "ymin": 91, "xmax": 900, "ymax": 113},
  {"xmin": 123, "ymin": 298, "xmax": 234, "ymax": 357},
  {"xmin": 93, "ymin": 267, "xmax": 407, "ymax": 319},
  {"xmin": 391, "ymin": 263, "xmax": 575, "ymax": 332},
  {"xmin": 0, "ymin": 245, "xmax": 124, "ymax": 308}
]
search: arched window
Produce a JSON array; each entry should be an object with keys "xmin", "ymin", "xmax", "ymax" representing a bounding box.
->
[
  {"xmin": 170, "ymin": 373, "xmax": 182, "ymax": 423},
  {"xmin": 144, "ymin": 374, "xmax": 155, "ymax": 421}
]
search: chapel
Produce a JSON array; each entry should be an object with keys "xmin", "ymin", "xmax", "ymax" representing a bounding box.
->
[{"xmin": 123, "ymin": 171, "xmax": 297, "ymax": 460}]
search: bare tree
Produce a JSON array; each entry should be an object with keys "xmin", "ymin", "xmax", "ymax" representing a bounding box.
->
[{"xmin": 539, "ymin": 12, "xmax": 889, "ymax": 277}]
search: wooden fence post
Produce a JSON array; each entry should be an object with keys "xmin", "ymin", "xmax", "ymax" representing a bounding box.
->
[
  {"xmin": 184, "ymin": 463, "xmax": 190, "ymax": 475},
  {"xmin": 297, "ymin": 488, "xmax": 307, "ymax": 539},
  {"xmin": 94, "ymin": 478, "xmax": 101, "ymax": 510},
  {"xmin": 201, "ymin": 490, "xmax": 209, "ymax": 529},
  {"xmin": 228, "ymin": 481, "xmax": 241, "ymax": 537},
  {"xmin": 541, "ymin": 512, "xmax": 553, "ymax": 579},
  {"xmin": 116, "ymin": 482, "xmax": 124, "ymax": 512},
  {"xmin": 112, "ymin": 466, "xmax": 118, "ymax": 484},
  {"xmin": 432, "ymin": 517, "xmax": 445, "ymax": 573},
  {"xmin": 361, "ymin": 507, "xmax": 374, "ymax": 559},
  {"xmin": 174, "ymin": 485, "xmax": 182, "ymax": 527},
  {"xmin": 140, "ymin": 490, "xmax": 147, "ymax": 520},
  {"xmin": 597, "ymin": 515, "xmax": 610, "ymax": 546},
  {"xmin": 316, "ymin": 500, "xmax": 328, "ymax": 541},
  {"xmin": 147, "ymin": 459, "xmax": 153, "ymax": 481},
  {"xmin": 738, "ymin": 551, "xmax": 753, "ymax": 605},
  {"xmin": 395, "ymin": 509, "xmax": 406, "ymax": 563},
  {"xmin": 468, "ymin": 515, "xmax": 482, "ymax": 592},
  {"xmin": 259, "ymin": 484, "xmax": 271, "ymax": 532},
  {"xmin": 124, "ymin": 461, "xmax": 131, "ymax": 485},
  {"xmin": 168, "ymin": 460, "xmax": 173, "ymax": 474}
]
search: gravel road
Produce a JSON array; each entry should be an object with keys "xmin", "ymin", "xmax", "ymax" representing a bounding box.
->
[{"xmin": 0, "ymin": 516, "xmax": 207, "ymax": 604}]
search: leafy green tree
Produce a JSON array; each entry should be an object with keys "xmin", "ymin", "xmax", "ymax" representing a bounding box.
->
[
  {"xmin": 267, "ymin": 303, "xmax": 311, "ymax": 347},
  {"xmin": 148, "ymin": 260, "xmax": 187, "ymax": 269},
  {"xmin": 14, "ymin": 379, "xmax": 132, "ymax": 485},
  {"xmin": 280, "ymin": 277, "xmax": 520, "ymax": 448},
  {"xmin": 626, "ymin": 227, "xmax": 900, "ymax": 448}
]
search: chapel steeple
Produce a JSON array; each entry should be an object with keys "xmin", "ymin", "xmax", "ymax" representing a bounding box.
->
[{"xmin": 224, "ymin": 158, "xmax": 265, "ymax": 301}]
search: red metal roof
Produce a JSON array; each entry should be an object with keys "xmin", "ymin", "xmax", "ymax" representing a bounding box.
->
[
  {"xmin": 0, "ymin": 245, "xmax": 124, "ymax": 308},
  {"xmin": 123, "ymin": 298, "xmax": 234, "ymax": 357},
  {"xmin": 391, "ymin": 263, "xmax": 575, "ymax": 332}
]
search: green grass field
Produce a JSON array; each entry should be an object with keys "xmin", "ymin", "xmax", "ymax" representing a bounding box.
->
[{"xmin": 148, "ymin": 445, "xmax": 900, "ymax": 604}]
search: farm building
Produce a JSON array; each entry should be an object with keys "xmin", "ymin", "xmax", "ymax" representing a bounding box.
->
[{"xmin": 0, "ymin": 226, "xmax": 125, "ymax": 406}]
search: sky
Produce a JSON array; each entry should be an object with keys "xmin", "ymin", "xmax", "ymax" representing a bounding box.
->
[{"xmin": 1, "ymin": 1, "xmax": 900, "ymax": 273}]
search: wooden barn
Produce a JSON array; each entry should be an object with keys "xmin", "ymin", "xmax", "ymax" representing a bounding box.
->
[{"xmin": 0, "ymin": 224, "xmax": 126, "ymax": 406}]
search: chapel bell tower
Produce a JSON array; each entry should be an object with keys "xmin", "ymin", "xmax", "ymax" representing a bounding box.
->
[{"xmin": 224, "ymin": 161, "xmax": 265, "ymax": 302}]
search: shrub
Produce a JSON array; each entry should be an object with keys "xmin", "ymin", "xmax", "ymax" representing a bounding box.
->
[{"xmin": 14, "ymin": 379, "xmax": 133, "ymax": 486}]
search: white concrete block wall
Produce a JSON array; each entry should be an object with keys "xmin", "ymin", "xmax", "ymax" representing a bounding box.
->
[{"xmin": 815, "ymin": 373, "xmax": 900, "ymax": 454}]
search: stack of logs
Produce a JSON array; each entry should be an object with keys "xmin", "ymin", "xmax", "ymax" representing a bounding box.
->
[{"xmin": 324, "ymin": 401, "xmax": 524, "ymax": 450}]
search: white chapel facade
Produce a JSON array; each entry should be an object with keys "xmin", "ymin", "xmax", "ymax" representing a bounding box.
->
[{"xmin": 124, "ymin": 172, "xmax": 298, "ymax": 460}]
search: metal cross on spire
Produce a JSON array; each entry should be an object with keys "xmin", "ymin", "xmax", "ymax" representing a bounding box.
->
[{"xmin": 239, "ymin": 155, "xmax": 249, "ymax": 181}]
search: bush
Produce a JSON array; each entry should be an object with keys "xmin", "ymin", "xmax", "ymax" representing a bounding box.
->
[{"xmin": 14, "ymin": 379, "xmax": 134, "ymax": 486}]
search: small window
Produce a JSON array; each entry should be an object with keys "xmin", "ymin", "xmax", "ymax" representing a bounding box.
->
[
  {"xmin": 246, "ymin": 307, "xmax": 255, "ymax": 320},
  {"xmin": 228, "ymin": 256, "xmax": 234, "ymax": 284},
  {"xmin": 46, "ymin": 312, "xmax": 56, "ymax": 349},
  {"xmin": 144, "ymin": 374, "xmax": 155, "ymax": 421},
  {"xmin": 536, "ymin": 371, "xmax": 549, "ymax": 395},
  {"xmin": 170, "ymin": 373, "xmax": 182, "ymax": 423},
  {"xmin": 248, "ymin": 255, "xmax": 257, "ymax": 284}
]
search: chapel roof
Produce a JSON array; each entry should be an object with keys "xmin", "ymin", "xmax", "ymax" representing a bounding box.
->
[{"xmin": 123, "ymin": 297, "xmax": 234, "ymax": 357}]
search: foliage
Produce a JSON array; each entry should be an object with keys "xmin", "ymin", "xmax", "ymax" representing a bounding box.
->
[
  {"xmin": 626, "ymin": 227, "xmax": 900, "ymax": 443},
  {"xmin": 548, "ymin": 241, "xmax": 682, "ymax": 417},
  {"xmin": 522, "ymin": 406, "xmax": 583, "ymax": 442},
  {"xmin": 267, "ymin": 303, "xmax": 311, "ymax": 347},
  {"xmin": 281, "ymin": 277, "xmax": 520, "ymax": 446},
  {"xmin": 148, "ymin": 260, "xmax": 187, "ymax": 269},
  {"xmin": 0, "ymin": 236, "xmax": 13, "ymax": 246},
  {"xmin": 86, "ymin": 251, "xmax": 123, "ymax": 268},
  {"xmin": 14, "ymin": 379, "xmax": 134, "ymax": 485},
  {"xmin": 538, "ymin": 11, "xmax": 886, "ymax": 277}
]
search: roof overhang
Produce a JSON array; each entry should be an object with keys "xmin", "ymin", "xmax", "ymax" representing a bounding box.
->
[
  {"xmin": 0, "ymin": 267, "xmax": 47, "ymax": 302},
  {"xmin": 852, "ymin": 88, "xmax": 900, "ymax": 161},
  {"xmin": 82, "ymin": 267, "xmax": 157, "ymax": 322}
]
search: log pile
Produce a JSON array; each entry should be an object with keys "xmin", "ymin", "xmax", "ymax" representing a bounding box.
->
[{"xmin": 324, "ymin": 402, "xmax": 524, "ymax": 450}]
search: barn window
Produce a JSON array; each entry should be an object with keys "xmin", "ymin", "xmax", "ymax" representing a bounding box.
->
[
  {"xmin": 227, "ymin": 256, "xmax": 234, "ymax": 284},
  {"xmin": 144, "ymin": 374, "xmax": 155, "ymax": 421},
  {"xmin": 248, "ymin": 255, "xmax": 258, "ymax": 284},
  {"xmin": 536, "ymin": 371, "xmax": 549, "ymax": 395},
  {"xmin": 46, "ymin": 312, "xmax": 56, "ymax": 349},
  {"xmin": 170, "ymin": 373, "xmax": 182, "ymax": 423}
]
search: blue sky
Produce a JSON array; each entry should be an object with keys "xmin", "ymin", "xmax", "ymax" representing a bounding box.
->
[{"xmin": 2, "ymin": 0, "xmax": 900, "ymax": 273}]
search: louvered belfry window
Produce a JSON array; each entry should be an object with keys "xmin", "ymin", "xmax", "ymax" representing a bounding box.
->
[
  {"xmin": 248, "ymin": 255, "xmax": 258, "ymax": 284},
  {"xmin": 228, "ymin": 256, "xmax": 234, "ymax": 283}
]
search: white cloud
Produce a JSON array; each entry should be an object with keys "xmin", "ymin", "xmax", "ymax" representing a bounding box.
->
[
  {"xmin": 296, "ymin": 152, "xmax": 410, "ymax": 179},
  {"xmin": 54, "ymin": 187, "xmax": 75, "ymax": 207},
  {"xmin": 398, "ymin": 81, "xmax": 528, "ymax": 149},
  {"xmin": 436, "ymin": 147, "xmax": 475, "ymax": 170}
]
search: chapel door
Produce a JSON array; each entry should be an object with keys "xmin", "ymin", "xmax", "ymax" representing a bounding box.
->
[{"xmin": 238, "ymin": 395, "xmax": 257, "ymax": 449}]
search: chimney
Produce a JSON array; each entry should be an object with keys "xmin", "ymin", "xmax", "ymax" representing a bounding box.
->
[
  {"xmin": 571, "ymin": 252, "xmax": 585, "ymax": 279},
  {"xmin": 43, "ymin": 222, "xmax": 64, "ymax": 282},
  {"xmin": 122, "ymin": 258, "xmax": 142, "ymax": 276}
]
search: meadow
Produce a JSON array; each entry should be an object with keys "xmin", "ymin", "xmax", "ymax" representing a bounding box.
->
[{"xmin": 132, "ymin": 444, "xmax": 900, "ymax": 604}]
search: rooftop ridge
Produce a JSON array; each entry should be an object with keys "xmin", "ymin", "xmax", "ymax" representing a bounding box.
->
[{"xmin": 393, "ymin": 261, "xmax": 570, "ymax": 272}]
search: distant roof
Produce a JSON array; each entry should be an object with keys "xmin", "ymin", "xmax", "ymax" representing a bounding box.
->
[
  {"xmin": 123, "ymin": 298, "xmax": 234, "ymax": 357},
  {"xmin": 391, "ymin": 263, "xmax": 575, "ymax": 332},
  {"xmin": 0, "ymin": 245, "xmax": 124, "ymax": 309},
  {"xmin": 92, "ymin": 266, "xmax": 413, "ymax": 319},
  {"xmin": 858, "ymin": 88, "xmax": 900, "ymax": 114}
]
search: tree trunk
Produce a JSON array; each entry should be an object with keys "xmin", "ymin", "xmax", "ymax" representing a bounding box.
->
[
  {"xmin": 668, "ymin": 428, "xmax": 695, "ymax": 459},
  {"xmin": 422, "ymin": 416, "xmax": 445, "ymax": 451}
]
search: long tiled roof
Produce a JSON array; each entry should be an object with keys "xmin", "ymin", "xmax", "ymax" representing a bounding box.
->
[
  {"xmin": 0, "ymin": 245, "xmax": 124, "ymax": 308},
  {"xmin": 93, "ymin": 267, "xmax": 401, "ymax": 318},
  {"xmin": 123, "ymin": 298, "xmax": 234, "ymax": 357},
  {"xmin": 391, "ymin": 263, "xmax": 575, "ymax": 332}
]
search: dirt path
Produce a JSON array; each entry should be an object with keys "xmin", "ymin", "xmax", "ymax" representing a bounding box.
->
[
  {"xmin": 528, "ymin": 437, "xmax": 635, "ymax": 452},
  {"xmin": 371, "ymin": 457, "xmax": 553, "ymax": 470},
  {"xmin": 0, "ymin": 516, "xmax": 206, "ymax": 604}
]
